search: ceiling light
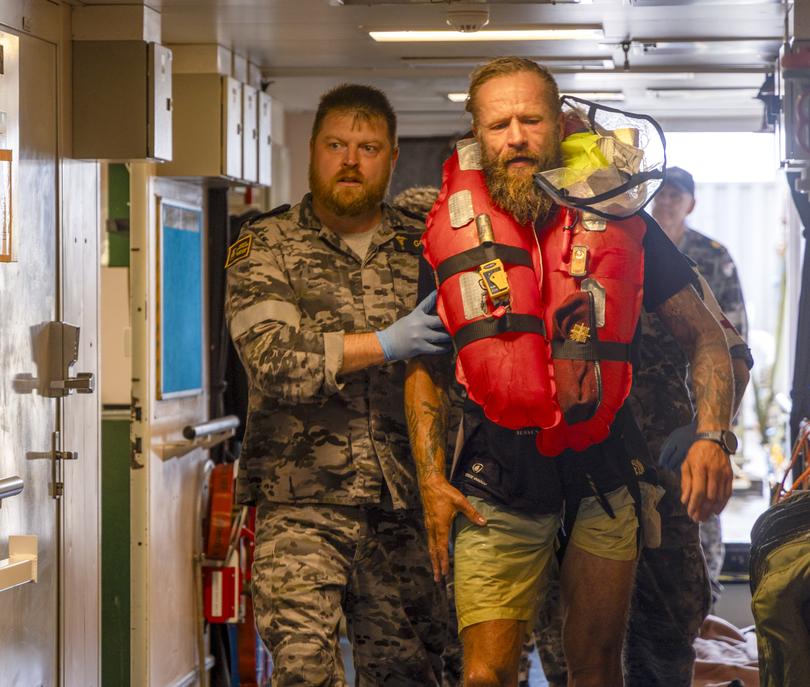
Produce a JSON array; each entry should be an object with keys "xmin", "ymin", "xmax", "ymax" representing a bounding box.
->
[
  {"xmin": 563, "ymin": 91, "xmax": 624, "ymax": 101},
  {"xmin": 646, "ymin": 87, "xmax": 756, "ymax": 99},
  {"xmin": 574, "ymin": 71, "xmax": 696, "ymax": 81},
  {"xmin": 447, "ymin": 91, "xmax": 624, "ymax": 103},
  {"xmin": 403, "ymin": 56, "xmax": 614, "ymax": 69},
  {"xmin": 369, "ymin": 27, "xmax": 604, "ymax": 43}
]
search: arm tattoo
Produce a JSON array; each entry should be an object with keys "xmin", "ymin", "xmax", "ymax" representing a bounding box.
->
[
  {"xmin": 405, "ymin": 358, "xmax": 451, "ymax": 484},
  {"xmin": 657, "ymin": 285, "xmax": 733, "ymax": 429}
]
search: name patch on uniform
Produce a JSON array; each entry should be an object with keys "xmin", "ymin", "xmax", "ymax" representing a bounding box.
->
[
  {"xmin": 393, "ymin": 233, "xmax": 422, "ymax": 254},
  {"xmin": 225, "ymin": 235, "xmax": 252, "ymax": 268}
]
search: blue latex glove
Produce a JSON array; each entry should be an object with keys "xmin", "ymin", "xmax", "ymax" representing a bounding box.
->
[
  {"xmin": 376, "ymin": 291, "xmax": 451, "ymax": 361},
  {"xmin": 659, "ymin": 420, "xmax": 698, "ymax": 472}
]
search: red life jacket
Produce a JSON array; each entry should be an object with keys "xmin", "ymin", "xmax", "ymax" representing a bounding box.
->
[
  {"xmin": 534, "ymin": 204, "xmax": 646, "ymax": 455},
  {"xmin": 423, "ymin": 139, "xmax": 646, "ymax": 456},
  {"xmin": 423, "ymin": 140, "xmax": 561, "ymax": 431}
]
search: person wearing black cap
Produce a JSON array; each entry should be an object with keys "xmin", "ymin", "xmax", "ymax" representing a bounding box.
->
[
  {"xmin": 652, "ymin": 166, "xmax": 750, "ymax": 611},
  {"xmin": 652, "ymin": 167, "xmax": 748, "ymax": 340}
]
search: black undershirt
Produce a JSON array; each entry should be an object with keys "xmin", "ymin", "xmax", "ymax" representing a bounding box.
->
[{"xmin": 417, "ymin": 211, "xmax": 697, "ymax": 515}]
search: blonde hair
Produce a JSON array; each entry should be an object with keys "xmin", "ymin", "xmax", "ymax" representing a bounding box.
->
[{"xmin": 466, "ymin": 57, "xmax": 561, "ymax": 123}]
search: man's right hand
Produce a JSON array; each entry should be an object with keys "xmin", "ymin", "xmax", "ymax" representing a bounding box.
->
[
  {"xmin": 420, "ymin": 473, "xmax": 486, "ymax": 582},
  {"xmin": 376, "ymin": 290, "xmax": 451, "ymax": 362}
]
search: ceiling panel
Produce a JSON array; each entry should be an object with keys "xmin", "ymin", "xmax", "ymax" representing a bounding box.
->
[{"xmin": 78, "ymin": 0, "xmax": 785, "ymax": 132}]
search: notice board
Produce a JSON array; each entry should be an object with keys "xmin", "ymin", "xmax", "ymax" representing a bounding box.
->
[{"xmin": 157, "ymin": 198, "xmax": 202, "ymax": 399}]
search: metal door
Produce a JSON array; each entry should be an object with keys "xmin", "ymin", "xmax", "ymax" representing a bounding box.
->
[{"xmin": 0, "ymin": 29, "xmax": 60, "ymax": 687}]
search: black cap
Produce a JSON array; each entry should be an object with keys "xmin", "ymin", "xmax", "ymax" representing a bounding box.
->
[{"xmin": 664, "ymin": 167, "xmax": 695, "ymax": 196}]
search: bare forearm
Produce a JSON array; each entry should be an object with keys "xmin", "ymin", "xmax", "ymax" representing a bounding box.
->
[
  {"xmin": 404, "ymin": 359, "xmax": 449, "ymax": 484},
  {"xmin": 340, "ymin": 332, "xmax": 386, "ymax": 375}
]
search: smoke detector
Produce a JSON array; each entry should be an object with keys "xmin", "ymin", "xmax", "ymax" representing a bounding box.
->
[{"xmin": 446, "ymin": 5, "xmax": 490, "ymax": 33}]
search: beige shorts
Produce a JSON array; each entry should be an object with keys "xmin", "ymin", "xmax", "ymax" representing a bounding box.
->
[{"xmin": 454, "ymin": 488, "xmax": 638, "ymax": 632}]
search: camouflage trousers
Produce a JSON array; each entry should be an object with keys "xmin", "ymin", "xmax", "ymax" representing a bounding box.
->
[
  {"xmin": 699, "ymin": 513, "xmax": 725, "ymax": 611},
  {"xmin": 252, "ymin": 501, "xmax": 448, "ymax": 687},
  {"xmin": 530, "ymin": 467, "xmax": 711, "ymax": 687}
]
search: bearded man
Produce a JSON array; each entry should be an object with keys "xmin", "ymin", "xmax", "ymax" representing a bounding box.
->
[
  {"xmin": 404, "ymin": 58, "xmax": 736, "ymax": 687},
  {"xmin": 226, "ymin": 83, "xmax": 451, "ymax": 686}
]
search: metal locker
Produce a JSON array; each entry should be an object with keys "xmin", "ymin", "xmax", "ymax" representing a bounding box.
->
[
  {"xmin": 258, "ymin": 91, "xmax": 273, "ymax": 187},
  {"xmin": 222, "ymin": 76, "xmax": 243, "ymax": 179},
  {"xmin": 242, "ymin": 84, "xmax": 258, "ymax": 183},
  {"xmin": 148, "ymin": 43, "xmax": 173, "ymax": 162}
]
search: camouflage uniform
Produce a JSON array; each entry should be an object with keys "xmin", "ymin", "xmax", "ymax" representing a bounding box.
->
[
  {"xmin": 679, "ymin": 228, "xmax": 747, "ymax": 339},
  {"xmin": 226, "ymin": 194, "xmax": 447, "ymax": 686},
  {"xmin": 680, "ymin": 227, "xmax": 749, "ymax": 609},
  {"xmin": 392, "ymin": 185, "xmax": 466, "ymax": 687}
]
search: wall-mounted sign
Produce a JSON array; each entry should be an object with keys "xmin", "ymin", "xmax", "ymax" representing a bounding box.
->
[{"xmin": 156, "ymin": 198, "xmax": 203, "ymax": 399}]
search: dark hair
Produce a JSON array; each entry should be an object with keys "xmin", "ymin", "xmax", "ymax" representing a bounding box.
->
[
  {"xmin": 311, "ymin": 83, "xmax": 397, "ymax": 145},
  {"xmin": 466, "ymin": 57, "xmax": 561, "ymax": 123}
]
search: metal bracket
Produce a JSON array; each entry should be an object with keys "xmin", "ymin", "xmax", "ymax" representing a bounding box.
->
[
  {"xmin": 0, "ymin": 535, "xmax": 38, "ymax": 592},
  {"xmin": 25, "ymin": 431, "xmax": 77, "ymax": 499}
]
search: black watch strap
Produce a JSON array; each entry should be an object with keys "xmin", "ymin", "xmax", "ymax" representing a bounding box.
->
[{"xmin": 694, "ymin": 430, "xmax": 738, "ymax": 454}]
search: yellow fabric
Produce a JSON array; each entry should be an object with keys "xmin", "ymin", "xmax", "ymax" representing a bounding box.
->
[
  {"xmin": 561, "ymin": 131, "xmax": 610, "ymax": 171},
  {"xmin": 569, "ymin": 485, "xmax": 639, "ymax": 561},
  {"xmin": 751, "ymin": 532, "xmax": 810, "ymax": 687},
  {"xmin": 453, "ymin": 496, "xmax": 559, "ymax": 633}
]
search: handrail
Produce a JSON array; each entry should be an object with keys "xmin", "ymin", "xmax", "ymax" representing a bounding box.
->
[
  {"xmin": 182, "ymin": 415, "xmax": 240, "ymax": 440},
  {"xmin": 0, "ymin": 476, "xmax": 24, "ymax": 505},
  {"xmin": 156, "ymin": 416, "xmax": 240, "ymax": 461}
]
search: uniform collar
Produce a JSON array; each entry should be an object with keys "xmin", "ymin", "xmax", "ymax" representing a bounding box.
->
[{"xmin": 298, "ymin": 192, "xmax": 409, "ymax": 251}]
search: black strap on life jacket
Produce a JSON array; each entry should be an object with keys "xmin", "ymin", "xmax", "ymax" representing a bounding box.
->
[
  {"xmin": 551, "ymin": 339, "xmax": 632, "ymax": 362},
  {"xmin": 453, "ymin": 313, "xmax": 546, "ymax": 350},
  {"xmin": 436, "ymin": 243, "xmax": 533, "ymax": 285}
]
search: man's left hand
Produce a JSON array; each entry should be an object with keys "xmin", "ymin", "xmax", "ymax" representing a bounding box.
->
[{"xmin": 680, "ymin": 439, "xmax": 733, "ymax": 522}]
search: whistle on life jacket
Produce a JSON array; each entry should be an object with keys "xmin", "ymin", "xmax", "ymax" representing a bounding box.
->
[{"xmin": 473, "ymin": 213, "xmax": 512, "ymax": 306}]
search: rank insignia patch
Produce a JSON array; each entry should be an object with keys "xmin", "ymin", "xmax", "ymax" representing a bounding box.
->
[
  {"xmin": 393, "ymin": 233, "xmax": 422, "ymax": 254},
  {"xmin": 225, "ymin": 235, "xmax": 253, "ymax": 268}
]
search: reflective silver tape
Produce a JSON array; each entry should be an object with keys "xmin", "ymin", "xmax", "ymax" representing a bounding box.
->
[
  {"xmin": 456, "ymin": 138, "xmax": 482, "ymax": 171},
  {"xmin": 459, "ymin": 272, "xmax": 488, "ymax": 320},
  {"xmin": 582, "ymin": 278, "xmax": 606, "ymax": 328},
  {"xmin": 581, "ymin": 212, "xmax": 606, "ymax": 232},
  {"xmin": 449, "ymin": 189, "xmax": 475, "ymax": 229}
]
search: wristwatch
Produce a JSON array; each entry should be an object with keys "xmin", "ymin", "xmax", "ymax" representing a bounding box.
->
[{"xmin": 694, "ymin": 429, "xmax": 738, "ymax": 455}]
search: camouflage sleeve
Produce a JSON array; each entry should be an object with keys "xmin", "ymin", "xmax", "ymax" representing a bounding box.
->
[
  {"xmin": 694, "ymin": 270, "xmax": 749, "ymax": 361},
  {"xmin": 225, "ymin": 225, "xmax": 345, "ymax": 405},
  {"xmin": 711, "ymin": 248, "xmax": 748, "ymax": 341}
]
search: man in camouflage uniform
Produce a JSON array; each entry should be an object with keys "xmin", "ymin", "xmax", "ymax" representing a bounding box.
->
[
  {"xmin": 652, "ymin": 165, "xmax": 749, "ymax": 605},
  {"xmin": 226, "ymin": 84, "xmax": 450, "ymax": 687}
]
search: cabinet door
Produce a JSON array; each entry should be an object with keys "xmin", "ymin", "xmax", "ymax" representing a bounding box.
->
[
  {"xmin": 242, "ymin": 84, "xmax": 258, "ymax": 183},
  {"xmin": 222, "ymin": 76, "xmax": 242, "ymax": 179},
  {"xmin": 258, "ymin": 91, "xmax": 272, "ymax": 187},
  {"xmin": 148, "ymin": 43, "xmax": 173, "ymax": 161}
]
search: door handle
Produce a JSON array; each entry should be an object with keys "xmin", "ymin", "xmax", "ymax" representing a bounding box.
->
[{"xmin": 0, "ymin": 476, "xmax": 23, "ymax": 506}]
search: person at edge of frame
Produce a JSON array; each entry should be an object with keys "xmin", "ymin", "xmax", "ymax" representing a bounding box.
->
[
  {"xmin": 404, "ymin": 57, "xmax": 736, "ymax": 687},
  {"xmin": 652, "ymin": 165, "xmax": 750, "ymax": 610},
  {"xmin": 226, "ymin": 84, "xmax": 451, "ymax": 686}
]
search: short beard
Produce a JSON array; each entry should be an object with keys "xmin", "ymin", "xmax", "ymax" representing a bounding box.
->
[
  {"xmin": 309, "ymin": 165, "xmax": 389, "ymax": 218},
  {"xmin": 481, "ymin": 137, "xmax": 561, "ymax": 226}
]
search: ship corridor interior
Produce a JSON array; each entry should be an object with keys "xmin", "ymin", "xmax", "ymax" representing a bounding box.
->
[{"xmin": 0, "ymin": 0, "xmax": 808, "ymax": 686}]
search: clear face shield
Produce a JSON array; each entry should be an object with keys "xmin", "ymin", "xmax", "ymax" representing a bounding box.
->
[{"xmin": 534, "ymin": 96, "xmax": 667, "ymax": 220}]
